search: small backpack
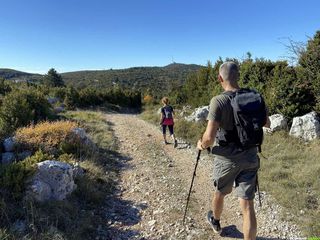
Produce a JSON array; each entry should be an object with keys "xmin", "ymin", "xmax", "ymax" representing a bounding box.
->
[
  {"xmin": 162, "ymin": 106, "xmax": 173, "ymax": 119},
  {"xmin": 221, "ymin": 88, "xmax": 267, "ymax": 152}
]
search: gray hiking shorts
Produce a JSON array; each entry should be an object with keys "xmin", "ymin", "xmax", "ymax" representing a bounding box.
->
[{"xmin": 212, "ymin": 145, "xmax": 260, "ymax": 200}]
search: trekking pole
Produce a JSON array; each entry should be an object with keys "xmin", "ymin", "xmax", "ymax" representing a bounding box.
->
[
  {"xmin": 183, "ymin": 150, "xmax": 201, "ymax": 224},
  {"xmin": 183, "ymin": 148, "xmax": 210, "ymax": 224}
]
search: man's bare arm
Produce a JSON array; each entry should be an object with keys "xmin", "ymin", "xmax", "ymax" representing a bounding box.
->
[{"xmin": 197, "ymin": 120, "xmax": 220, "ymax": 150}]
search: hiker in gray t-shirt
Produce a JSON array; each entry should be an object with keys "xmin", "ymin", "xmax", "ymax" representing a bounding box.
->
[{"xmin": 197, "ymin": 61, "xmax": 270, "ymax": 239}]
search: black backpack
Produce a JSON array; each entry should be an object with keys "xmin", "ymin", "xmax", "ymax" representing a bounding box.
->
[
  {"xmin": 220, "ymin": 88, "xmax": 267, "ymax": 152},
  {"xmin": 162, "ymin": 106, "xmax": 173, "ymax": 119}
]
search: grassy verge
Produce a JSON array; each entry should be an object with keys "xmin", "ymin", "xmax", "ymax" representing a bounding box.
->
[
  {"xmin": 140, "ymin": 105, "xmax": 320, "ymax": 236},
  {"xmin": 261, "ymin": 131, "xmax": 320, "ymax": 236},
  {"xmin": 140, "ymin": 104, "xmax": 161, "ymax": 125},
  {"xmin": 0, "ymin": 110, "xmax": 118, "ymax": 239}
]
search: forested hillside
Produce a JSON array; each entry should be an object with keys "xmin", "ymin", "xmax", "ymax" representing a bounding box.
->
[
  {"xmin": 0, "ymin": 63, "xmax": 202, "ymax": 97},
  {"xmin": 61, "ymin": 63, "xmax": 201, "ymax": 96},
  {"xmin": 0, "ymin": 69, "xmax": 41, "ymax": 82}
]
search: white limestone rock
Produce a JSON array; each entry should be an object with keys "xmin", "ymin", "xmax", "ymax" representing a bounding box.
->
[
  {"xmin": 289, "ymin": 111, "xmax": 320, "ymax": 141},
  {"xmin": 179, "ymin": 105, "xmax": 192, "ymax": 117},
  {"xmin": 71, "ymin": 127, "xmax": 93, "ymax": 146},
  {"xmin": 27, "ymin": 160, "xmax": 76, "ymax": 202},
  {"xmin": 269, "ymin": 114, "xmax": 288, "ymax": 132},
  {"xmin": 185, "ymin": 106, "xmax": 209, "ymax": 122}
]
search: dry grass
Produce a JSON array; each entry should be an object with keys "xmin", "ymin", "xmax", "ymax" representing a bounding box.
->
[
  {"xmin": 174, "ymin": 119, "xmax": 206, "ymax": 145},
  {"xmin": 260, "ymin": 131, "xmax": 320, "ymax": 235},
  {"xmin": 0, "ymin": 111, "xmax": 118, "ymax": 239},
  {"xmin": 15, "ymin": 121, "xmax": 79, "ymax": 154},
  {"xmin": 140, "ymin": 104, "xmax": 161, "ymax": 125},
  {"xmin": 63, "ymin": 111, "xmax": 114, "ymax": 148}
]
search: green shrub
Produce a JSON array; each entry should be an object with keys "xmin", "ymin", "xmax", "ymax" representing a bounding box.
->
[
  {"xmin": 78, "ymin": 88, "xmax": 103, "ymax": 107},
  {"xmin": 0, "ymin": 150, "xmax": 53, "ymax": 199},
  {"xmin": 58, "ymin": 153, "xmax": 76, "ymax": 164},
  {"xmin": 140, "ymin": 105, "xmax": 161, "ymax": 125},
  {"xmin": 50, "ymin": 87, "xmax": 67, "ymax": 100},
  {"xmin": 63, "ymin": 87, "xmax": 80, "ymax": 110},
  {"xmin": 0, "ymin": 89, "xmax": 52, "ymax": 136},
  {"xmin": 0, "ymin": 78, "xmax": 12, "ymax": 96},
  {"xmin": 174, "ymin": 119, "xmax": 206, "ymax": 144}
]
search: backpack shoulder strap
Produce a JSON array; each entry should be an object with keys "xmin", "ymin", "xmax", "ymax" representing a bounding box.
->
[{"xmin": 222, "ymin": 90, "xmax": 237, "ymax": 97}]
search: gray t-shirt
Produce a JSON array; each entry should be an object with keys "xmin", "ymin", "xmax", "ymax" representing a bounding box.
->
[{"xmin": 207, "ymin": 93, "xmax": 234, "ymax": 131}]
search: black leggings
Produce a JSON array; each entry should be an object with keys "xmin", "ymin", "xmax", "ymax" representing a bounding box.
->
[{"xmin": 162, "ymin": 125, "xmax": 174, "ymax": 135}]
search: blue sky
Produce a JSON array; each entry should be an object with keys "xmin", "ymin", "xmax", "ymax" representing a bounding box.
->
[{"xmin": 0, "ymin": 0, "xmax": 319, "ymax": 73}]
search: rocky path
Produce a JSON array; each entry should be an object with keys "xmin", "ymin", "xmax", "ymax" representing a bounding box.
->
[{"xmin": 104, "ymin": 113, "xmax": 303, "ymax": 240}]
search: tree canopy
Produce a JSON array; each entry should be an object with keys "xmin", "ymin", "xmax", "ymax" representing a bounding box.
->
[{"xmin": 43, "ymin": 68, "xmax": 65, "ymax": 87}]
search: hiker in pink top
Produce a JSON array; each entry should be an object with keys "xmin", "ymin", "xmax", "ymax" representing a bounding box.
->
[{"xmin": 160, "ymin": 97, "xmax": 178, "ymax": 148}]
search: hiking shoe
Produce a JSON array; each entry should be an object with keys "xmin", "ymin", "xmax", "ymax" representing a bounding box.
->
[
  {"xmin": 207, "ymin": 210, "xmax": 222, "ymax": 234},
  {"xmin": 164, "ymin": 140, "xmax": 169, "ymax": 145},
  {"xmin": 174, "ymin": 139, "xmax": 178, "ymax": 148}
]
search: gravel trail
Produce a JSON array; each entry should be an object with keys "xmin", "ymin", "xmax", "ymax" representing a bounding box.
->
[{"xmin": 105, "ymin": 113, "xmax": 302, "ymax": 240}]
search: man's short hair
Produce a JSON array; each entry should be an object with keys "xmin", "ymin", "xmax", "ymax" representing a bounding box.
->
[{"xmin": 219, "ymin": 61, "xmax": 239, "ymax": 83}]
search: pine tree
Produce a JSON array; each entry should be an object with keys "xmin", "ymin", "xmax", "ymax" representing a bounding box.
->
[{"xmin": 44, "ymin": 68, "xmax": 65, "ymax": 87}]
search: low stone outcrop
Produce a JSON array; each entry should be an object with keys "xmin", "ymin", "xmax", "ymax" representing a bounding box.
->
[
  {"xmin": 269, "ymin": 114, "xmax": 288, "ymax": 132},
  {"xmin": 71, "ymin": 127, "xmax": 93, "ymax": 147},
  {"xmin": 27, "ymin": 160, "xmax": 76, "ymax": 202},
  {"xmin": 289, "ymin": 111, "xmax": 320, "ymax": 141},
  {"xmin": 179, "ymin": 105, "xmax": 192, "ymax": 117},
  {"xmin": 185, "ymin": 106, "xmax": 209, "ymax": 122}
]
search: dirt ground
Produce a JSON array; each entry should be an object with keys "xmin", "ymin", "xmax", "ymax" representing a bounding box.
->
[{"xmin": 104, "ymin": 113, "xmax": 302, "ymax": 240}]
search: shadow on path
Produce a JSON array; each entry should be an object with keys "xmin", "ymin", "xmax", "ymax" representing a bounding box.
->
[
  {"xmin": 221, "ymin": 225, "xmax": 287, "ymax": 240},
  {"xmin": 221, "ymin": 225, "xmax": 244, "ymax": 238},
  {"xmin": 101, "ymin": 148, "xmax": 147, "ymax": 239}
]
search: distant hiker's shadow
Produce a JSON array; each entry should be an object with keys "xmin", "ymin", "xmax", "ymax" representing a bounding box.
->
[{"xmin": 221, "ymin": 225, "xmax": 287, "ymax": 240}]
